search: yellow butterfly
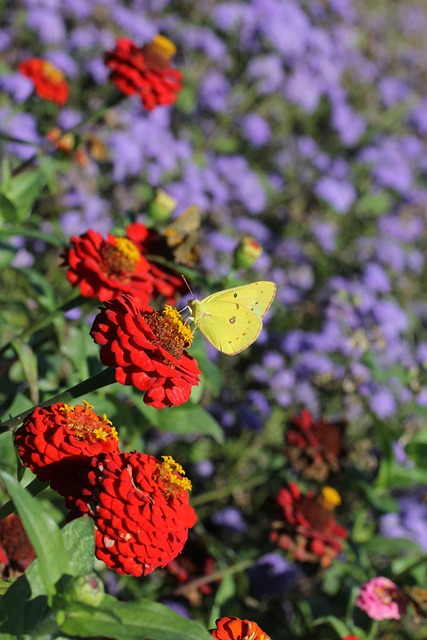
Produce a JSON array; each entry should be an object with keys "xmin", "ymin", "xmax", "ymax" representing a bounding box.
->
[
  {"xmin": 187, "ymin": 281, "xmax": 276, "ymax": 355},
  {"xmin": 162, "ymin": 205, "xmax": 201, "ymax": 267}
]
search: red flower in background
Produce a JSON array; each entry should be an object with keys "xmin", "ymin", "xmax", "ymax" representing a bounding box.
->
[
  {"xmin": 166, "ymin": 538, "xmax": 218, "ymax": 604},
  {"xmin": 63, "ymin": 222, "xmax": 185, "ymax": 305},
  {"xmin": 18, "ymin": 58, "xmax": 69, "ymax": 105},
  {"xmin": 270, "ymin": 483, "xmax": 347, "ymax": 567},
  {"xmin": 284, "ymin": 409, "xmax": 344, "ymax": 482},
  {"xmin": 14, "ymin": 401, "xmax": 119, "ymax": 484},
  {"xmin": 0, "ymin": 514, "xmax": 36, "ymax": 578},
  {"xmin": 210, "ymin": 617, "xmax": 271, "ymax": 640},
  {"xmin": 90, "ymin": 294, "xmax": 200, "ymax": 409},
  {"xmin": 62, "ymin": 452, "xmax": 196, "ymax": 577},
  {"xmin": 105, "ymin": 35, "xmax": 183, "ymax": 110}
]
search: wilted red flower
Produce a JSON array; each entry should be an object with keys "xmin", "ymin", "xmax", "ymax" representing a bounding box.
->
[
  {"xmin": 18, "ymin": 58, "xmax": 69, "ymax": 105},
  {"xmin": 210, "ymin": 617, "xmax": 271, "ymax": 640},
  {"xmin": 105, "ymin": 35, "xmax": 183, "ymax": 110},
  {"xmin": 166, "ymin": 538, "xmax": 218, "ymax": 604},
  {"xmin": 63, "ymin": 451, "xmax": 197, "ymax": 577},
  {"xmin": 0, "ymin": 514, "xmax": 36, "ymax": 578},
  {"xmin": 284, "ymin": 409, "xmax": 344, "ymax": 482},
  {"xmin": 270, "ymin": 483, "xmax": 347, "ymax": 567},
  {"xmin": 14, "ymin": 401, "xmax": 119, "ymax": 483},
  {"xmin": 63, "ymin": 222, "xmax": 185, "ymax": 305},
  {"xmin": 90, "ymin": 294, "xmax": 200, "ymax": 409}
]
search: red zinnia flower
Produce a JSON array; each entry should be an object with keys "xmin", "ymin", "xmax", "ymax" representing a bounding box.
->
[
  {"xmin": 14, "ymin": 401, "xmax": 119, "ymax": 483},
  {"xmin": 0, "ymin": 514, "xmax": 36, "ymax": 578},
  {"xmin": 63, "ymin": 452, "xmax": 197, "ymax": 577},
  {"xmin": 105, "ymin": 35, "xmax": 183, "ymax": 110},
  {"xmin": 270, "ymin": 483, "xmax": 347, "ymax": 567},
  {"xmin": 63, "ymin": 222, "xmax": 186, "ymax": 305},
  {"xmin": 90, "ymin": 294, "xmax": 200, "ymax": 409},
  {"xmin": 210, "ymin": 617, "xmax": 271, "ymax": 640},
  {"xmin": 18, "ymin": 58, "xmax": 69, "ymax": 105},
  {"xmin": 284, "ymin": 409, "xmax": 344, "ymax": 482}
]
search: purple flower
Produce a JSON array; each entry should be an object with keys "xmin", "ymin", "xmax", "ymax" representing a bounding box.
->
[
  {"xmin": 315, "ymin": 176, "xmax": 356, "ymax": 213},
  {"xmin": 26, "ymin": 8, "xmax": 66, "ymax": 44},
  {"xmin": 0, "ymin": 73, "xmax": 33, "ymax": 103},
  {"xmin": 247, "ymin": 55, "xmax": 285, "ymax": 94},
  {"xmin": 368, "ymin": 386, "xmax": 396, "ymax": 418},
  {"xmin": 286, "ymin": 67, "xmax": 322, "ymax": 113},
  {"xmin": 199, "ymin": 70, "xmax": 231, "ymax": 112},
  {"xmin": 363, "ymin": 263, "xmax": 390, "ymax": 294},
  {"xmin": 212, "ymin": 507, "xmax": 247, "ymax": 533},
  {"xmin": 312, "ymin": 221, "xmax": 337, "ymax": 251},
  {"xmin": 240, "ymin": 113, "xmax": 271, "ymax": 147},
  {"xmin": 247, "ymin": 553, "xmax": 300, "ymax": 598}
]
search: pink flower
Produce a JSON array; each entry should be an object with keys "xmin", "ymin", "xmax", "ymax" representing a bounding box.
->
[{"xmin": 356, "ymin": 577, "xmax": 407, "ymax": 620}]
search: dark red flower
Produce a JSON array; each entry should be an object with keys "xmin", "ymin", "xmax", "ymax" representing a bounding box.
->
[
  {"xmin": 270, "ymin": 483, "xmax": 347, "ymax": 567},
  {"xmin": 284, "ymin": 409, "xmax": 344, "ymax": 482},
  {"xmin": 90, "ymin": 294, "xmax": 200, "ymax": 409},
  {"xmin": 63, "ymin": 452, "xmax": 197, "ymax": 577},
  {"xmin": 63, "ymin": 222, "xmax": 186, "ymax": 305},
  {"xmin": 210, "ymin": 617, "xmax": 271, "ymax": 640},
  {"xmin": 18, "ymin": 58, "xmax": 69, "ymax": 105},
  {"xmin": 0, "ymin": 514, "xmax": 36, "ymax": 578},
  {"xmin": 14, "ymin": 401, "xmax": 120, "ymax": 483},
  {"xmin": 166, "ymin": 538, "xmax": 218, "ymax": 603},
  {"xmin": 104, "ymin": 35, "xmax": 183, "ymax": 110}
]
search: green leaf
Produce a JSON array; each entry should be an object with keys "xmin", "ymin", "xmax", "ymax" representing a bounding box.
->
[
  {"xmin": 62, "ymin": 517, "xmax": 95, "ymax": 576},
  {"xmin": 0, "ymin": 571, "xmax": 48, "ymax": 636},
  {"xmin": 3, "ymin": 169, "xmax": 45, "ymax": 221},
  {"xmin": 0, "ymin": 194, "xmax": 17, "ymax": 223},
  {"xmin": 137, "ymin": 402, "xmax": 224, "ymax": 443},
  {"xmin": 59, "ymin": 594, "xmax": 212, "ymax": 640},
  {"xmin": 0, "ymin": 472, "xmax": 69, "ymax": 596},
  {"xmin": 13, "ymin": 342, "xmax": 39, "ymax": 405}
]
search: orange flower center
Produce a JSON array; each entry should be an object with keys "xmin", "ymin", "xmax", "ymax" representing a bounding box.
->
[
  {"xmin": 156, "ymin": 455, "xmax": 192, "ymax": 494},
  {"xmin": 47, "ymin": 127, "xmax": 75, "ymax": 153},
  {"xmin": 142, "ymin": 34, "xmax": 177, "ymax": 67},
  {"xmin": 101, "ymin": 238, "xmax": 141, "ymax": 276},
  {"xmin": 41, "ymin": 60, "xmax": 65, "ymax": 83},
  {"xmin": 319, "ymin": 486, "xmax": 341, "ymax": 511},
  {"xmin": 143, "ymin": 305, "xmax": 193, "ymax": 358},
  {"xmin": 59, "ymin": 401, "xmax": 119, "ymax": 444},
  {"xmin": 374, "ymin": 585, "xmax": 399, "ymax": 604}
]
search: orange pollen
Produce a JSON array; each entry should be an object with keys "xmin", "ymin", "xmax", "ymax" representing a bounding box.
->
[
  {"xmin": 143, "ymin": 305, "xmax": 193, "ymax": 358},
  {"xmin": 142, "ymin": 34, "xmax": 177, "ymax": 67},
  {"xmin": 319, "ymin": 486, "xmax": 341, "ymax": 511},
  {"xmin": 41, "ymin": 61, "xmax": 65, "ymax": 83},
  {"xmin": 374, "ymin": 586, "xmax": 398, "ymax": 604},
  {"xmin": 155, "ymin": 455, "xmax": 192, "ymax": 494},
  {"xmin": 59, "ymin": 401, "xmax": 118, "ymax": 443},
  {"xmin": 101, "ymin": 238, "xmax": 141, "ymax": 277}
]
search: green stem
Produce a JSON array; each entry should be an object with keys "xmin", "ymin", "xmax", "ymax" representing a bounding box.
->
[
  {"xmin": 0, "ymin": 291, "xmax": 85, "ymax": 356},
  {"xmin": 191, "ymin": 472, "xmax": 270, "ymax": 507},
  {"xmin": 366, "ymin": 621, "xmax": 379, "ymax": 640},
  {"xmin": 174, "ymin": 557, "xmax": 255, "ymax": 596},
  {"xmin": 0, "ymin": 368, "xmax": 116, "ymax": 432}
]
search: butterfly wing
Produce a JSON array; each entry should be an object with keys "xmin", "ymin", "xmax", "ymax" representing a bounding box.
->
[
  {"xmin": 191, "ymin": 299, "xmax": 263, "ymax": 355},
  {"xmin": 163, "ymin": 206, "xmax": 201, "ymax": 267},
  {"xmin": 189, "ymin": 282, "xmax": 276, "ymax": 355}
]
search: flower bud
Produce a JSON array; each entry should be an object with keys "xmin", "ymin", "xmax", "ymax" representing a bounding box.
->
[{"xmin": 233, "ymin": 236, "xmax": 263, "ymax": 269}]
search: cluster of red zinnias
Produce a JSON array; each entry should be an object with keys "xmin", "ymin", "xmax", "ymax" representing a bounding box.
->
[
  {"xmin": 18, "ymin": 58, "xmax": 69, "ymax": 105},
  {"xmin": 105, "ymin": 35, "xmax": 183, "ymax": 110},
  {"xmin": 0, "ymin": 514, "xmax": 36, "ymax": 578},
  {"xmin": 14, "ymin": 402, "xmax": 196, "ymax": 577},
  {"xmin": 284, "ymin": 409, "xmax": 344, "ymax": 482},
  {"xmin": 210, "ymin": 617, "xmax": 271, "ymax": 640},
  {"xmin": 90, "ymin": 294, "xmax": 200, "ymax": 408},
  {"xmin": 63, "ymin": 222, "xmax": 186, "ymax": 306},
  {"xmin": 270, "ymin": 483, "xmax": 347, "ymax": 568}
]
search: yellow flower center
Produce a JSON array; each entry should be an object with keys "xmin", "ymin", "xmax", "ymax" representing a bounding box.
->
[
  {"xmin": 143, "ymin": 305, "xmax": 193, "ymax": 358},
  {"xmin": 41, "ymin": 60, "xmax": 65, "ymax": 83},
  {"xmin": 59, "ymin": 400, "xmax": 119, "ymax": 443},
  {"xmin": 156, "ymin": 455, "xmax": 192, "ymax": 494},
  {"xmin": 143, "ymin": 34, "xmax": 177, "ymax": 67},
  {"xmin": 101, "ymin": 238, "xmax": 141, "ymax": 277},
  {"xmin": 320, "ymin": 486, "xmax": 341, "ymax": 511}
]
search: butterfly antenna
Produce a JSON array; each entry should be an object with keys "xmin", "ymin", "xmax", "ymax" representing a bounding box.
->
[{"xmin": 181, "ymin": 275, "xmax": 194, "ymax": 297}]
